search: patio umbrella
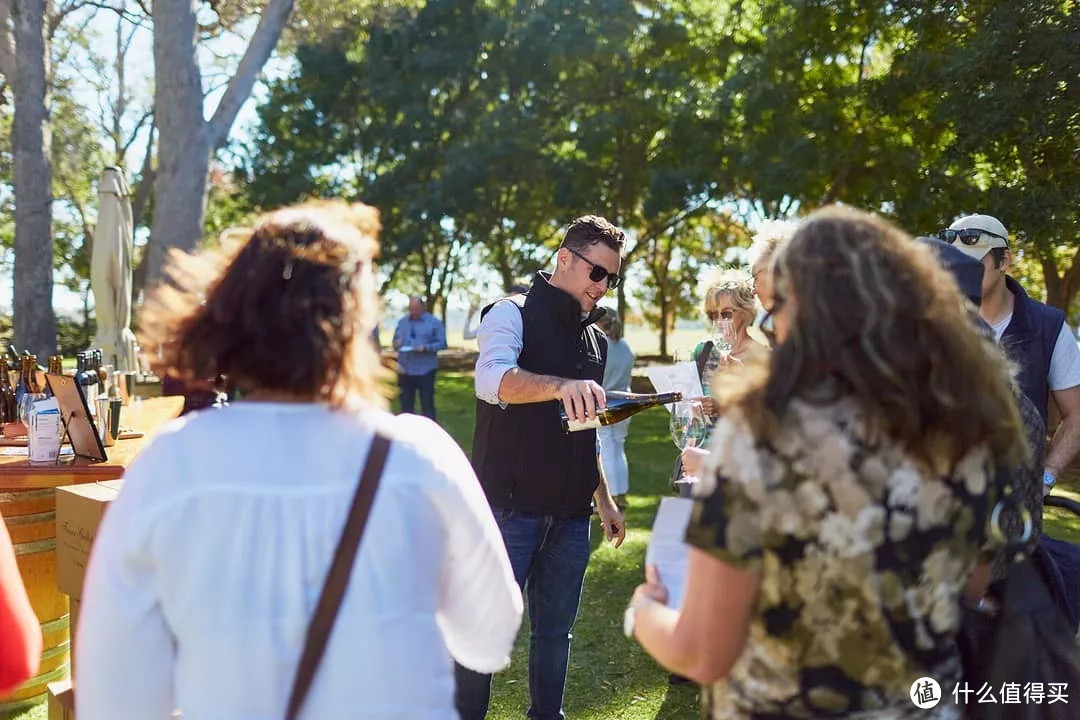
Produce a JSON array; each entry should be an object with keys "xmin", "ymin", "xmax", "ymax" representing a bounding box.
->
[{"xmin": 90, "ymin": 167, "xmax": 138, "ymax": 372}]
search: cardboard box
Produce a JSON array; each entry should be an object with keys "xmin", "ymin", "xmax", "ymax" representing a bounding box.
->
[
  {"xmin": 56, "ymin": 480, "xmax": 123, "ymax": 600},
  {"xmin": 47, "ymin": 679, "xmax": 75, "ymax": 720}
]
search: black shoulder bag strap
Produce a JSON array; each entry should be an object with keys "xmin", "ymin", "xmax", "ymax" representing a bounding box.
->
[{"xmin": 284, "ymin": 432, "xmax": 391, "ymax": 720}]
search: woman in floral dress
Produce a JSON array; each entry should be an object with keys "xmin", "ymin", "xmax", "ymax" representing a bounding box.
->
[{"xmin": 628, "ymin": 206, "xmax": 1027, "ymax": 719}]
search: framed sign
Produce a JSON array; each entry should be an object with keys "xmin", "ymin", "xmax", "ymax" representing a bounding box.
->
[{"xmin": 44, "ymin": 373, "xmax": 106, "ymax": 462}]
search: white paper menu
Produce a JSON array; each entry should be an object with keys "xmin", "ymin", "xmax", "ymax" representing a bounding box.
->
[
  {"xmin": 644, "ymin": 362, "xmax": 703, "ymax": 412},
  {"xmin": 645, "ymin": 497, "xmax": 694, "ymax": 609}
]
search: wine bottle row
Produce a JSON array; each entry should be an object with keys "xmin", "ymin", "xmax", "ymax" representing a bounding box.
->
[{"xmin": 1, "ymin": 346, "xmax": 115, "ymax": 425}]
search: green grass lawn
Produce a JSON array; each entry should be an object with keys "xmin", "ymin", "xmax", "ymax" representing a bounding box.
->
[{"xmin": 11, "ymin": 369, "xmax": 1080, "ymax": 719}]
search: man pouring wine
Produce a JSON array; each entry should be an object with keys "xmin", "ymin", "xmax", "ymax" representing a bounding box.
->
[{"xmin": 460, "ymin": 215, "xmax": 628, "ymax": 720}]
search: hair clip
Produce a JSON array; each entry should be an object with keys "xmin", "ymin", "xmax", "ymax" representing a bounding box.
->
[{"xmin": 283, "ymin": 260, "xmax": 294, "ymax": 280}]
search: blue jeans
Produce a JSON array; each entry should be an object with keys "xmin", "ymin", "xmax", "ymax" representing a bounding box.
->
[
  {"xmin": 455, "ymin": 510, "xmax": 591, "ymax": 720},
  {"xmin": 398, "ymin": 370, "xmax": 436, "ymax": 420}
]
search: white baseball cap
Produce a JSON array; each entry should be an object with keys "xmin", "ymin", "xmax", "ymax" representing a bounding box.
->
[{"xmin": 944, "ymin": 214, "xmax": 1010, "ymax": 261}]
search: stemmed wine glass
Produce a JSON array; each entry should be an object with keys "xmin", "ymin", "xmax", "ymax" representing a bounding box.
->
[
  {"xmin": 670, "ymin": 400, "xmax": 708, "ymax": 487},
  {"xmin": 714, "ymin": 317, "xmax": 737, "ymax": 360}
]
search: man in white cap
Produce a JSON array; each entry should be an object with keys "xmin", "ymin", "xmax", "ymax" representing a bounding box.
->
[{"xmin": 943, "ymin": 213, "xmax": 1080, "ymax": 496}]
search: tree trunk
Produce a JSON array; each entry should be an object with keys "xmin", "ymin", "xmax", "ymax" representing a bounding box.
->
[
  {"xmin": 145, "ymin": 0, "xmax": 295, "ymax": 290},
  {"xmin": 1042, "ymin": 246, "xmax": 1080, "ymax": 317},
  {"xmin": 11, "ymin": 0, "xmax": 56, "ymax": 359},
  {"xmin": 0, "ymin": 0, "xmax": 15, "ymax": 81},
  {"xmin": 146, "ymin": 0, "xmax": 209, "ymax": 291},
  {"xmin": 658, "ymin": 294, "xmax": 670, "ymax": 359}
]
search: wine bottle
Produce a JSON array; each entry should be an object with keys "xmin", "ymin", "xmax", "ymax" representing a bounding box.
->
[
  {"xmin": 77, "ymin": 352, "xmax": 98, "ymax": 413},
  {"xmin": 560, "ymin": 390, "xmax": 683, "ymax": 432},
  {"xmin": 94, "ymin": 350, "xmax": 108, "ymax": 394},
  {"xmin": 43, "ymin": 355, "xmax": 61, "ymax": 398},
  {"xmin": 26, "ymin": 355, "xmax": 44, "ymax": 394},
  {"xmin": 14, "ymin": 354, "xmax": 28, "ymax": 409},
  {"xmin": 0, "ymin": 357, "xmax": 15, "ymax": 424}
]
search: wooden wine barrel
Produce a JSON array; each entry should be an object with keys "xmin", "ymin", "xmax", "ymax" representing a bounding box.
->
[{"xmin": 0, "ymin": 488, "xmax": 70, "ymax": 718}]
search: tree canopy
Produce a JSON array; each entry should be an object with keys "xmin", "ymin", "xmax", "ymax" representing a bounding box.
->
[{"xmin": 240, "ymin": 0, "xmax": 1079, "ymax": 338}]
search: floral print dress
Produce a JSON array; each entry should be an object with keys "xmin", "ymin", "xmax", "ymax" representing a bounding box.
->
[{"xmin": 685, "ymin": 397, "xmax": 995, "ymax": 719}]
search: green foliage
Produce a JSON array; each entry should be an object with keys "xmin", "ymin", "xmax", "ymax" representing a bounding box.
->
[
  {"xmin": 241, "ymin": 0, "xmax": 1080, "ymax": 328},
  {"xmin": 50, "ymin": 90, "xmax": 109, "ymax": 316},
  {"xmin": 883, "ymin": 0, "xmax": 1079, "ymax": 313},
  {"xmin": 245, "ymin": 0, "xmax": 743, "ymax": 326},
  {"xmin": 634, "ymin": 211, "xmax": 751, "ymax": 356},
  {"xmin": 56, "ymin": 313, "xmax": 96, "ymax": 357},
  {"xmin": 204, "ymin": 169, "xmax": 258, "ymax": 242}
]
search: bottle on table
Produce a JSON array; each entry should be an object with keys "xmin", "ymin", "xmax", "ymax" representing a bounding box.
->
[
  {"xmin": 43, "ymin": 355, "xmax": 63, "ymax": 398},
  {"xmin": 14, "ymin": 354, "xmax": 28, "ymax": 411},
  {"xmin": 25, "ymin": 356, "xmax": 44, "ymax": 395},
  {"xmin": 17, "ymin": 355, "xmax": 47, "ymax": 426},
  {"xmin": 76, "ymin": 352, "xmax": 98, "ymax": 413},
  {"xmin": 560, "ymin": 390, "xmax": 683, "ymax": 432},
  {"xmin": 0, "ymin": 357, "xmax": 15, "ymax": 424},
  {"xmin": 91, "ymin": 350, "xmax": 105, "ymax": 394}
]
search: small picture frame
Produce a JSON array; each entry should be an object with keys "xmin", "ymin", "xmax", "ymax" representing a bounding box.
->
[{"xmin": 44, "ymin": 373, "xmax": 107, "ymax": 462}]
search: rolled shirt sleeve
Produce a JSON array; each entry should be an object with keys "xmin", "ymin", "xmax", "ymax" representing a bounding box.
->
[
  {"xmin": 474, "ymin": 300, "xmax": 524, "ymax": 406},
  {"xmin": 1049, "ymin": 322, "xmax": 1080, "ymax": 391}
]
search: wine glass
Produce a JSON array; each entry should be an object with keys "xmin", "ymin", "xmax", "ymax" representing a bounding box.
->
[
  {"xmin": 670, "ymin": 400, "xmax": 708, "ymax": 486},
  {"xmin": 714, "ymin": 318, "xmax": 737, "ymax": 359}
]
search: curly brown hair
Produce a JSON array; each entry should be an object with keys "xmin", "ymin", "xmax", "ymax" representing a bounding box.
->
[
  {"xmin": 719, "ymin": 205, "xmax": 1026, "ymax": 470},
  {"xmin": 139, "ymin": 200, "xmax": 388, "ymax": 409}
]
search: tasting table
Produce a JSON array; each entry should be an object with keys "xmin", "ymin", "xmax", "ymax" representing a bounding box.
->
[{"xmin": 0, "ymin": 395, "xmax": 183, "ymax": 716}]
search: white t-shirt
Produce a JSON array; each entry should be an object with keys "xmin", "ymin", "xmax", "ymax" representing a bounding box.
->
[
  {"xmin": 76, "ymin": 403, "xmax": 522, "ymax": 720},
  {"xmin": 991, "ymin": 313, "xmax": 1080, "ymax": 391}
]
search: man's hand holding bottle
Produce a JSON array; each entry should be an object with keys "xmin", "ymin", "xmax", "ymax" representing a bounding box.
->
[{"xmin": 557, "ymin": 378, "xmax": 606, "ymax": 424}]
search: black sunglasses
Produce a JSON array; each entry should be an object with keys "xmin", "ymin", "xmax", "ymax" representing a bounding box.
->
[
  {"xmin": 939, "ymin": 227, "xmax": 1008, "ymax": 246},
  {"xmin": 566, "ymin": 247, "xmax": 622, "ymax": 289},
  {"xmin": 706, "ymin": 309, "xmax": 735, "ymax": 322}
]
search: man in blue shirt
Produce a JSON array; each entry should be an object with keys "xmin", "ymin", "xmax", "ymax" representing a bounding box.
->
[{"xmin": 392, "ymin": 295, "xmax": 447, "ymax": 420}]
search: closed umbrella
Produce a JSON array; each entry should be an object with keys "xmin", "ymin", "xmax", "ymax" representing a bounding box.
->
[{"xmin": 90, "ymin": 167, "xmax": 138, "ymax": 372}]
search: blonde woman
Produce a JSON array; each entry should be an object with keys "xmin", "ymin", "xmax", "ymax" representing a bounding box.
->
[
  {"xmin": 629, "ymin": 206, "xmax": 1026, "ymax": 718},
  {"xmin": 691, "ymin": 271, "xmax": 769, "ymax": 421}
]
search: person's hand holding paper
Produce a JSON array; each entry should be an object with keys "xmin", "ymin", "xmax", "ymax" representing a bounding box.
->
[{"xmin": 644, "ymin": 496, "xmax": 694, "ymax": 609}]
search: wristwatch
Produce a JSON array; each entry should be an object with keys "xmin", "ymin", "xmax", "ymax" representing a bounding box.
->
[
  {"xmin": 623, "ymin": 596, "xmax": 654, "ymax": 639},
  {"xmin": 1043, "ymin": 470, "xmax": 1057, "ymax": 490}
]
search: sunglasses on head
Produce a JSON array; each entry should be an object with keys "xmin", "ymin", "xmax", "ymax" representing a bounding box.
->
[
  {"xmin": 706, "ymin": 309, "xmax": 735, "ymax": 322},
  {"xmin": 939, "ymin": 227, "xmax": 1008, "ymax": 246},
  {"xmin": 566, "ymin": 247, "xmax": 622, "ymax": 289}
]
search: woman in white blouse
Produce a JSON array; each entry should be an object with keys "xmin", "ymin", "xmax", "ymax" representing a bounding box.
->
[{"xmin": 76, "ymin": 201, "xmax": 523, "ymax": 720}]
